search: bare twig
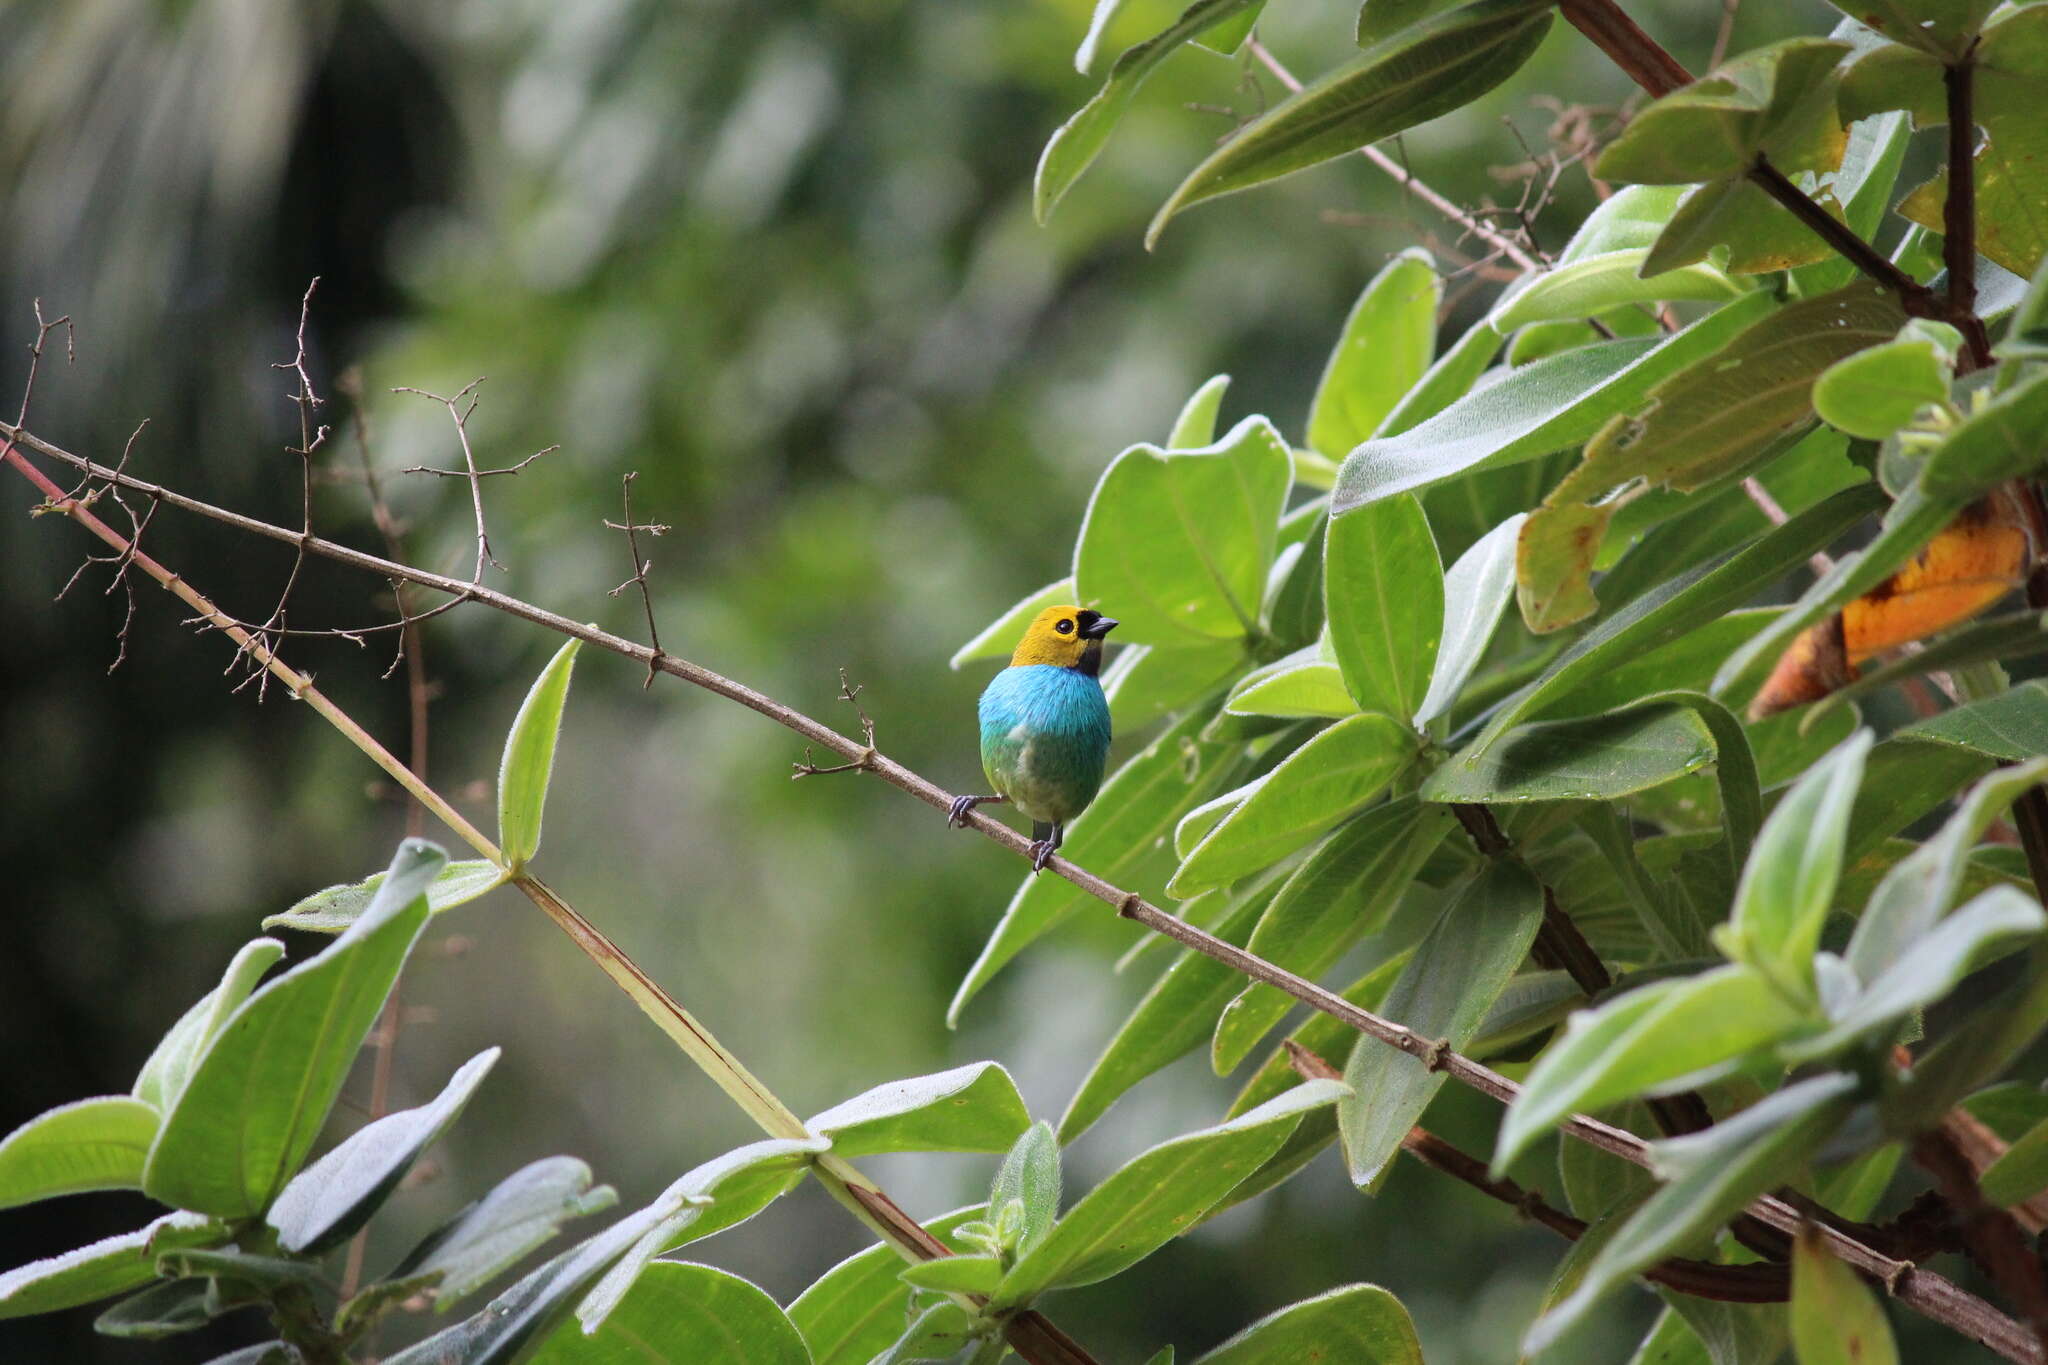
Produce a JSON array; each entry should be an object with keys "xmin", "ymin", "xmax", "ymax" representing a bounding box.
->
[
  {"xmin": 603, "ymin": 472, "xmax": 670, "ymax": 688},
  {"xmin": 8, "ymin": 426, "xmax": 2036, "ymax": 1363},
  {"xmin": 1916, "ymin": 1126, "xmax": 2048, "ymax": 1358},
  {"xmin": 1707, "ymin": 0, "xmax": 1741, "ymax": 73},
  {"xmin": 392, "ymin": 378, "xmax": 545, "ymax": 580},
  {"xmin": 791, "ymin": 670, "xmax": 878, "ymax": 777},
  {"xmin": 1244, "ymin": 37, "xmax": 1544, "ymax": 275},
  {"xmin": 16, "ymin": 299, "xmax": 73, "ymax": 427}
]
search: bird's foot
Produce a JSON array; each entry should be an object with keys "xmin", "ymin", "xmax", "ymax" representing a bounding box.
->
[
  {"xmin": 1029, "ymin": 838, "xmax": 1057, "ymax": 873},
  {"xmin": 948, "ymin": 794, "xmax": 1003, "ymax": 828}
]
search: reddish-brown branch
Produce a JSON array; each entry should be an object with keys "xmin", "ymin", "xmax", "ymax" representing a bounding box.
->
[{"xmin": 1915, "ymin": 1127, "xmax": 2048, "ymax": 1358}]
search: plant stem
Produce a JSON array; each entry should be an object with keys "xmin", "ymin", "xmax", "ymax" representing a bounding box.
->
[
  {"xmin": 1943, "ymin": 46, "xmax": 1984, "ymax": 355},
  {"xmin": 0, "ymin": 435, "xmax": 1099, "ymax": 1365},
  {"xmin": 10, "ymin": 428, "xmax": 2041, "ymax": 1363}
]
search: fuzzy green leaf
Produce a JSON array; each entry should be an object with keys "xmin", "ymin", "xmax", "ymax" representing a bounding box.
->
[
  {"xmin": 807, "ymin": 1061, "xmax": 1030, "ymax": 1158},
  {"xmin": 499, "ymin": 638, "xmax": 581, "ymax": 870},
  {"xmin": 1193, "ymin": 1283, "xmax": 1423, "ymax": 1363},
  {"xmin": 0, "ymin": 1097, "xmax": 159, "ymax": 1210},
  {"xmin": 1308, "ymin": 251, "xmax": 1440, "ymax": 458},
  {"xmin": 1325, "ymin": 492, "xmax": 1441, "ymax": 720}
]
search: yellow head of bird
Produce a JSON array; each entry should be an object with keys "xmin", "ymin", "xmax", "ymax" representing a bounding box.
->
[{"xmin": 1011, "ymin": 605, "xmax": 1119, "ymax": 672}]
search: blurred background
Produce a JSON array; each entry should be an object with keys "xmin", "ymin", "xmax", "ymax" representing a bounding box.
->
[{"xmin": 0, "ymin": 1, "xmax": 1957, "ymax": 1361}]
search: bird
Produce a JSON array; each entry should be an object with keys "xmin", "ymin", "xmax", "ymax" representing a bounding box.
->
[{"xmin": 949, "ymin": 604, "xmax": 1118, "ymax": 872}]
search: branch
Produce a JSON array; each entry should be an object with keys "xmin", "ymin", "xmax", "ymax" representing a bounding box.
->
[
  {"xmin": 8, "ymin": 425, "xmax": 2036, "ymax": 1363},
  {"xmin": 1943, "ymin": 44, "xmax": 1994, "ymax": 369},
  {"xmin": 1915, "ymin": 1126, "xmax": 2048, "ymax": 1358},
  {"xmin": 1243, "ymin": 38, "xmax": 1545, "ymax": 274},
  {"xmin": 0, "ymin": 431, "xmax": 1101, "ymax": 1365}
]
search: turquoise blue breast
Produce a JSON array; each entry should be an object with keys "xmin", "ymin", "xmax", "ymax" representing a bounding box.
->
[{"xmin": 977, "ymin": 664, "xmax": 1112, "ymax": 825}]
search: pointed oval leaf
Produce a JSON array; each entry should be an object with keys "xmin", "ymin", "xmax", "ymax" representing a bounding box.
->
[
  {"xmin": 0, "ymin": 1211, "xmax": 225, "ymax": 1321},
  {"xmin": 1224, "ymin": 658, "xmax": 1357, "ymax": 719},
  {"xmin": 1169, "ymin": 374, "xmax": 1232, "ymax": 448},
  {"xmin": 1526, "ymin": 1073, "xmax": 1859, "ymax": 1352},
  {"xmin": 951, "ymin": 579, "xmax": 1077, "ymax": 671},
  {"xmin": 262, "ymin": 859, "xmax": 505, "ymax": 935},
  {"xmin": 133, "ymin": 938, "xmax": 286, "ymax": 1110},
  {"xmin": 1193, "ymin": 1283, "xmax": 1423, "ymax": 1364},
  {"xmin": 541, "ymin": 1261, "xmax": 809, "ymax": 1364},
  {"xmin": 1812, "ymin": 320, "xmax": 1958, "ymax": 441},
  {"xmin": 1212, "ymin": 798, "xmax": 1455, "ymax": 1073},
  {"xmin": 500, "ymin": 638, "xmax": 582, "ymax": 869},
  {"xmin": 807, "ymin": 1061, "xmax": 1029, "ymax": 1158},
  {"xmin": 93, "ymin": 1278, "xmax": 218, "ymax": 1340},
  {"xmin": 143, "ymin": 839, "xmax": 445, "ymax": 1217},
  {"xmin": 577, "ymin": 1136, "xmax": 829, "ymax": 1333},
  {"xmin": 1146, "ymin": 0, "xmax": 1554, "ymax": 246},
  {"xmin": 1493, "ymin": 250, "xmax": 1744, "ymax": 330},
  {"xmin": 1307, "ymin": 251, "xmax": 1440, "ymax": 458},
  {"xmin": 949, "ymin": 703, "xmax": 1244, "ymax": 1023},
  {"xmin": 1424, "ymin": 704, "xmax": 1719, "ymax": 806},
  {"xmin": 1335, "ymin": 291, "xmax": 1778, "ymax": 514},
  {"xmin": 1373, "ymin": 314, "xmax": 1501, "ymax": 440},
  {"xmin": 0, "ymin": 1097, "xmax": 159, "ymax": 1210},
  {"xmin": 269, "ymin": 1047, "xmax": 500, "ymax": 1255},
  {"xmin": 898, "ymin": 1254, "xmax": 1003, "ymax": 1296},
  {"xmin": 390, "ymin": 1156, "xmax": 619, "ymax": 1309},
  {"xmin": 1720, "ymin": 730, "xmax": 1873, "ymax": 994},
  {"xmin": 1103, "ymin": 638, "xmax": 1250, "ymax": 728},
  {"xmin": 1337, "ymin": 860, "xmax": 1543, "ymax": 1186},
  {"xmin": 994, "ymin": 1080, "xmax": 1346, "ymax": 1306},
  {"xmin": 1415, "ymin": 513, "xmax": 1521, "ymax": 726},
  {"xmin": 992, "ymin": 1123, "xmax": 1061, "ymax": 1256},
  {"xmin": 1495, "ymin": 966, "xmax": 1814, "ymax": 1172},
  {"xmin": 1035, "ymin": 0, "xmax": 1264, "ymax": 222},
  {"xmin": 1791, "ymin": 1224, "xmax": 1899, "ymax": 1365},
  {"xmin": 1169, "ymin": 713, "xmax": 1416, "ymax": 897},
  {"xmin": 1326, "ymin": 492, "xmax": 1441, "ymax": 720},
  {"xmin": 789, "ymin": 1205, "xmax": 988, "ymax": 1365}
]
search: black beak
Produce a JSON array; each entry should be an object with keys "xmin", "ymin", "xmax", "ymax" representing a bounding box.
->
[{"xmin": 1078, "ymin": 612, "xmax": 1118, "ymax": 640}]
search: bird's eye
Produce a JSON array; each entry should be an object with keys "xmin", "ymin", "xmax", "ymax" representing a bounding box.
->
[{"xmin": 1055, "ymin": 618, "xmax": 1075, "ymax": 635}]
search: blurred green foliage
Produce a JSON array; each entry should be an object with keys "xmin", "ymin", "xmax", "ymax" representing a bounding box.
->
[{"xmin": 3, "ymin": 0, "xmax": 1979, "ymax": 1361}]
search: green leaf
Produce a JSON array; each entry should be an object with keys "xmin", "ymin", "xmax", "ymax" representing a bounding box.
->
[
  {"xmin": 806, "ymin": 1061, "xmax": 1029, "ymax": 1158},
  {"xmin": 1847, "ymin": 757, "xmax": 2048, "ymax": 984},
  {"xmin": 950, "ymin": 579, "xmax": 1075, "ymax": 670},
  {"xmin": 1265, "ymin": 508, "xmax": 1328, "ymax": 651},
  {"xmin": 1192, "ymin": 1283, "xmax": 1423, "ymax": 1363},
  {"xmin": 1103, "ymin": 639, "xmax": 1250, "ymax": 728},
  {"xmin": 537, "ymin": 1261, "xmax": 809, "ymax": 1365},
  {"xmin": 576, "ymin": 1136, "xmax": 829, "ymax": 1333},
  {"xmin": 950, "ymin": 703, "xmax": 1243, "ymax": 1023},
  {"xmin": 0, "ymin": 1097, "xmax": 159, "ymax": 1210},
  {"xmin": 133, "ymin": 937, "xmax": 285, "ymax": 1110},
  {"xmin": 1493, "ymin": 251, "xmax": 1744, "ymax": 331},
  {"xmin": 1169, "ymin": 713, "xmax": 1417, "ymax": 897},
  {"xmin": 991, "ymin": 1123, "xmax": 1060, "ymax": 1256},
  {"xmin": 1416, "ymin": 513, "xmax": 1521, "ymax": 726},
  {"xmin": 1337, "ymin": 860, "xmax": 1543, "ymax": 1185},
  {"xmin": 1212, "ymin": 798, "xmax": 1455, "ymax": 1074},
  {"xmin": 1422, "ymin": 705, "xmax": 1719, "ymax": 805},
  {"xmin": 1074, "ymin": 416, "xmax": 1291, "ymax": 645},
  {"xmin": 1514, "ymin": 498, "xmax": 1613, "ymax": 634},
  {"xmin": 144, "ymin": 839, "xmax": 443, "ymax": 1217},
  {"xmin": 1645, "ymin": 175, "xmax": 1843, "ymax": 277},
  {"xmin": 1169, "ymin": 374, "xmax": 1231, "ymax": 448},
  {"xmin": 1035, "ymin": 0, "xmax": 1263, "ymax": 222},
  {"xmin": 1526, "ymin": 1073, "xmax": 1859, "ymax": 1351},
  {"xmin": 382, "ymin": 1201, "xmax": 677, "ymax": 1365},
  {"xmin": 1980, "ymin": 1114, "xmax": 2048, "ymax": 1208},
  {"xmin": 1717, "ymin": 730, "xmax": 1872, "ymax": 994},
  {"xmin": 1490, "ymin": 482, "xmax": 1886, "ymax": 748},
  {"xmin": 1595, "ymin": 39, "xmax": 1852, "ymax": 186},
  {"xmin": 1791, "ymin": 1225, "xmax": 1898, "ymax": 1365},
  {"xmin": 873, "ymin": 1301, "xmax": 980, "ymax": 1364},
  {"xmin": 1823, "ymin": 0, "xmax": 1994, "ymax": 59},
  {"xmin": 268, "ymin": 1047, "xmax": 500, "ymax": 1255},
  {"xmin": 1326, "ymin": 492, "xmax": 1442, "ymax": 720},
  {"xmin": 1662, "ymin": 1291, "xmax": 1788, "ymax": 1365},
  {"xmin": 94, "ymin": 1279, "xmax": 217, "ymax": 1339},
  {"xmin": 1889, "ymin": 8, "xmax": 2048, "ymax": 281},
  {"xmin": 996, "ymin": 1080, "xmax": 1346, "ymax": 1305},
  {"xmin": 1224, "ymin": 651, "xmax": 1357, "ymax": 720},
  {"xmin": 390, "ymin": 1156, "xmax": 618, "ymax": 1308},
  {"xmin": 789, "ymin": 1205, "xmax": 987, "ymax": 1365},
  {"xmin": 0, "ymin": 1212, "xmax": 225, "ymax": 1321},
  {"xmin": 1918, "ymin": 367, "xmax": 2048, "ymax": 500},
  {"xmin": 262, "ymin": 860, "xmax": 506, "ymax": 934},
  {"xmin": 1308, "ymin": 251, "xmax": 1440, "ymax": 458},
  {"xmin": 1545, "ymin": 284, "xmax": 1907, "ymax": 512},
  {"xmin": 499, "ymin": 638, "xmax": 581, "ymax": 870},
  {"xmin": 1060, "ymin": 874, "xmax": 1280, "ymax": 1141},
  {"xmin": 1789, "ymin": 887, "xmax": 2045, "ymax": 1063},
  {"xmin": 1336, "ymin": 292, "xmax": 1778, "ymax": 512},
  {"xmin": 899, "ymin": 1254, "xmax": 1003, "ymax": 1296},
  {"xmin": 1494, "ymin": 966, "xmax": 1815, "ymax": 1172},
  {"xmin": 1812, "ymin": 319, "xmax": 1958, "ymax": 441},
  {"xmin": 1375, "ymin": 314, "xmax": 1501, "ymax": 441},
  {"xmin": 1145, "ymin": 0, "xmax": 1554, "ymax": 246},
  {"xmin": 156, "ymin": 1248, "xmax": 322, "ymax": 1293},
  {"xmin": 1791, "ymin": 109, "xmax": 1913, "ymax": 296}
]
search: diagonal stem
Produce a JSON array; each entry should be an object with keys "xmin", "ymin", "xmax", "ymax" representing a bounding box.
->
[
  {"xmin": 9, "ymin": 424, "xmax": 2039, "ymax": 1362},
  {"xmin": 1, "ymin": 433, "xmax": 1099, "ymax": 1365}
]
